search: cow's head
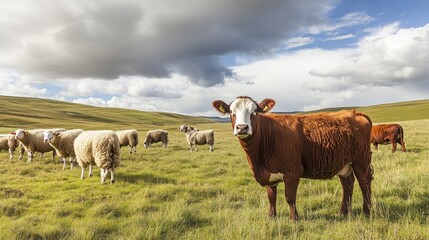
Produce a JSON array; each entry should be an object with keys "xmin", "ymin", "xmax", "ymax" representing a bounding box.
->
[
  {"xmin": 12, "ymin": 129, "xmax": 27, "ymax": 140},
  {"xmin": 212, "ymin": 96, "xmax": 275, "ymax": 138}
]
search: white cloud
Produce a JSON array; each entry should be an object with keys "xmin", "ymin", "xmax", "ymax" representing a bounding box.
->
[
  {"xmin": 307, "ymin": 12, "xmax": 374, "ymax": 34},
  {"xmin": 325, "ymin": 34, "xmax": 354, "ymax": 41},
  {"xmin": 0, "ymin": 0, "xmax": 335, "ymax": 87},
  {"xmin": 282, "ymin": 37, "xmax": 314, "ymax": 49},
  {"xmin": 310, "ymin": 22, "xmax": 429, "ymax": 88},
  {"xmin": 0, "ymin": 68, "xmax": 48, "ymax": 97}
]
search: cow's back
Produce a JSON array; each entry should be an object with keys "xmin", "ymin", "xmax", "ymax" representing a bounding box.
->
[{"xmin": 299, "ymin": 110, "xmax": 372, "ymax": 179}]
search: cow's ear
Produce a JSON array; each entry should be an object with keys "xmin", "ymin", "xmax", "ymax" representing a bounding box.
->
[
  {"xmin": 258, "ymin": 98, "xmax": 276, "ymax": 113},
  {"xmin": 212, "ymin": 100, "xmax": 230, "ymax": 115}
]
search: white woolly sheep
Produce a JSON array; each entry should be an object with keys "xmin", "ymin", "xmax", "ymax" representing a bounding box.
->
[
  {"xmin": 0, "ymin": 134, "xmax": 24, "ymax": 160},
  {"xmin": 73, "ymin": 130, "xmax": 121, "ymax": 184},
  {"xmin": 143, "ymin": 129, "xmax": 168, "ymax": 148},
  {"xmin": 179, "ymin": 125, "xmax": 214, "ymax": 152},
  {"xmin": 11, "ymin": 128, "xmax": 65, "ymax": 163},
  {"xmin": 115, "ymin": 129, "xmax": 138, "ymax": 153},
  {"xmin": 44, "ymin": 129, "xmax": 84, "ymax": 170}
]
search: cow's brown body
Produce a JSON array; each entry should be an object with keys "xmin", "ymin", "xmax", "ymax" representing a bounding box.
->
[
  {"xmin": 371, "ymin": 124, "xmax": 406, "ymax": 152},
  {"xmin": 213, "ymin": 97, "xmax": 373, "ymax": 220}
]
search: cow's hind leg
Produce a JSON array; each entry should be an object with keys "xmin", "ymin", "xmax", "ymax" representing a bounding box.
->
[
  {"xmin": 338, "ymin": 173, "xmax": 355, "ymax": 215},
  {"xmin": 266, "ymin": 186, "xmax": 277, "ymax": 217},
  {"xmin": 391, "ymin": 140, "xmax": 397, "ymax": 153},
  {"xmin": 399, "ymin": 139, "xmax": 406, "ymax": 152},
  {"xmin": 284, "ymin": 177, "xmax": 300, "ymax": 221},
  {"xmin": 353, "ymin": 165, "xmax": 372, "ymax": 215}
]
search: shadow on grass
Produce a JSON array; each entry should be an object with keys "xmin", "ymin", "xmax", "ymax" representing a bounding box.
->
[{"xmin": 118, "ymin": 172, "xmax": 177, "ymax": 185}]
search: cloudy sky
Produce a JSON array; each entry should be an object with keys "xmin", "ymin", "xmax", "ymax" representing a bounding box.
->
[{"xmin": 1, "ymin": 0, "xmax": 428, "ymax": 116}]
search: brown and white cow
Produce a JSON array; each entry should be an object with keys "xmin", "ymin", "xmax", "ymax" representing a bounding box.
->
[
  {"xmin": 371, "ymin": 124, "xmax": 406, "ymax": 153},
  {"xmin": 212, "ymin": 96, "xmax": 373, "ymax": 220}
]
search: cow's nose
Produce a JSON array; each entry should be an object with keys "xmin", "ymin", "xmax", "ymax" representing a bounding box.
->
[{"xmin": 236, "ymin": 124, "xmax": 249, "ymax": 134}]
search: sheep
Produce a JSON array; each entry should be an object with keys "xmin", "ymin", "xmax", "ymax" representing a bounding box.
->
[
  {"xmin": 0, "ymin": 134, "xmax": 24, "ymax": 160},
  {"xmin": 143, "ymin": 129, "xmax": 169, "ymax": 148},
  {"xmin": 11, "ymin": 128, "xmax": 65, "ymax": 163},
  {"xmin": 43, "ymin": 129, "xmax": 84, "ymax": 170},
  {"xmin": 179, "ymin": 125, "xmax": 214, "ymax": 152},
  {"xmin": 115, "ymin": 129, "xmax": 138, "ymax": 153},
  {"xmin": 73, "ymin": 130, "xmax": 121, "ymax": 184}
]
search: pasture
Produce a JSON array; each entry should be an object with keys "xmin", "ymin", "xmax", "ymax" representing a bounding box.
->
[{"xmin": 0, "ymin": 97, "xmax": 429, "ymax": 239}]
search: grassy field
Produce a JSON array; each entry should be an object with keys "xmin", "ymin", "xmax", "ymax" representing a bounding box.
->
[{"xmin": 0, "ymin": 96, "xmax": 429, "ymax": 239}]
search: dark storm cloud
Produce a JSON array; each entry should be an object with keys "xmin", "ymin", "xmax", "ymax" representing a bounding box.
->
[{"xmin": 0, "ymin": 0, "xmax": 336, "ymax": 86}]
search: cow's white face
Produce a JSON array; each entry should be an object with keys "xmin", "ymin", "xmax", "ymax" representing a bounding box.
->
[
  {"xmin": 212, "ymin": 96, "xmax": 276, "ymax": 139},
  {"xmin": 230, "ymin": 98, "xmax": 257, "ymax": 138},
  {"xmin": 43, "ymin": 130, "xmax": 54, "ymax": 143},
  {"xmin": 14, "ymin": 129, "xmax": 25, "ymax": 140}
]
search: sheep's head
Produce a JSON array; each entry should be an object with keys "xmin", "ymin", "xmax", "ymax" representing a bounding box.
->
[
  {"xmin": 43, "ymin": 130, "xmax": 62, "ymax": 143},
  {"xmin": 43, "ymin": 130, "xmax": 54, "ymax": 143},
  {"xmin": 13, "ymin": 129, "xmax": 27, "ymax": 140},
  {"xmin": 179, "ymin": 125, "xmax": 195, "ymax": 133}
]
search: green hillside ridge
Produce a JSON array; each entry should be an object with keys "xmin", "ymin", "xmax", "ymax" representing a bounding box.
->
[
  {"xmin": 1, "ymin": 96, "xmax": 428, "ymax": 132},
  {"xmin": 0, "ymin": 95, "xmax": 213, "ymax": 132},
  {"xmin": 291, "ymin": 99, "xmax": 429, "ymax": 123}
]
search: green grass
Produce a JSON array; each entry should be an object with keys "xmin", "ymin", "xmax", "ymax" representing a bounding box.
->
[{"xmin": 0, "ymin": 96, "xmax": 428, "ymax": 239}]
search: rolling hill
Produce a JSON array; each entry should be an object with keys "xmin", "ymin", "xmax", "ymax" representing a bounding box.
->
[
  {"xmin": 0, "ymin": 95, "xmax": 214, "ymax": 132},
  {"xmin": 0, "ymin": 95, "xmax": 428, "ymax": 132},
  {"xmin": 299, "ymin": 99, "xmax": 429, "ymax": 123}
]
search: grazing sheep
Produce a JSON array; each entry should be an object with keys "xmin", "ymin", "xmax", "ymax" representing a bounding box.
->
[
  {"xmin": 11, "ymin": 128, "xmax": 65, "ymax": 163},
  {"xmin": 143, "ymin": 129, "xmax": 169, "ymax": 148},
  {"xmin": 116, "ymin": 129, "xmax": 138, "ymax": 153},
  {"xmin": 179, "ymin": 125, "xmax": 214, "ymax": 152},
  {"xmin": 43, "ymin": 129, "xmax": 84, "ymax": 170},
  {"xmin": 0, "ymin": 134, "xmax": 24, "ymax": 160},
  {"xmin": 73, "ymin": 130, "xmax": 121, "ymax": 184}
]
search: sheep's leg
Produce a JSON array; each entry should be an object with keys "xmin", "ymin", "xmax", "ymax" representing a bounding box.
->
[
  {"xmin": 110, "ymin": 169, "xmax": 115, "ymax": 184},
  {"xmin": 70, "ymin": 157, "xmax": 74, "ymax": 170},
  {"xmin": 189, "ymin": 145, "xmax": 193, "ymax": 152},
  {"xmin": 52, "ymin": 150, "xmax": 56, "ymax": 162},
  {"xmin": 209, "ymin": 145, "xmax": 214, "ymax": 152},
  {"xmin": 27, "ymin": 151, "xmax": 33, "ymax": 163},
  {"xmin": 8, "ymin": 149, "xmax": 13, "ymax": 160},
  {"xmin": 195, "ymin": 146, "xmax": 198, "ymax": 152},
  {"xmin": 62, "ymin": 157, "xmax": 66, "ymax": 170},
  {"xmin": 129, "ymin": 146, "xmax": 133, "ymax": 154},
  {"xmin": 80, "ymin": 167, "xmax": 85, "ymax": 179},
  {"xmin": 100, "ymin": 168, "xmax": 108, "ymax": 184},
  {"xmin": 89, "ymin": 165, "xmax": 93, "ymax": 177},
  {"xmin": 18, "ymin": 147, "xmax": 24, "ymax": 161}
]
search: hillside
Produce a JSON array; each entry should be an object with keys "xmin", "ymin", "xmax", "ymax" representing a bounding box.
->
[
  {"xmin": 0, "ymin": 95, "xmax": 213, "ymax": 131},
  {"xmin": 291, "ymin": 99, "xmax": 429, "ymax": 123}
]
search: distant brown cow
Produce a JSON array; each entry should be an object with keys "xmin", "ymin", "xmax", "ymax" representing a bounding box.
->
[
  {"xmin": 371, "ymin": 124, "xmax": 406, "ymax": 152},
  {"xmin": 213, "ymin": 96, "xmax": 373, "ymax": 221}
]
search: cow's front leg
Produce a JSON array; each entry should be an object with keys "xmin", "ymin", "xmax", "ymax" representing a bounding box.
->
[
  {"xmin": 284, "ymin": 177, "xmax": 300, "ymax": 221},
  {"xmin": 266, "ymin": 186, "xmax": 277, "ymax": 217},
  {"xmin": 391, "ymin": 141, "xmax": 397, "ymax": 153}
]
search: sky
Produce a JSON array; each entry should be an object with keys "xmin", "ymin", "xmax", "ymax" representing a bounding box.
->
[{"xmin": 1, "ymin": 0, "xmax": 429, "ymax": 116}]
